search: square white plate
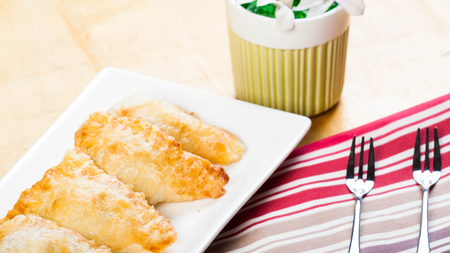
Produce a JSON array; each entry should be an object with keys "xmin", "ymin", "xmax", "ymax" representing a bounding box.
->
[{"xmin": 0, "ymin": 67, "xmax": 311, "ymax": 253}]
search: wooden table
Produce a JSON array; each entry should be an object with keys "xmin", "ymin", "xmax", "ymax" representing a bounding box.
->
[{"xmin": 1, "ymin": 0, "xmax": 450, "ymax": 179}]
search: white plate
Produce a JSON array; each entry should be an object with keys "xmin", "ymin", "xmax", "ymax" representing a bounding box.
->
[{"xmin": 0, "ymin": 67, "xmax": 311, "ymax": 253}]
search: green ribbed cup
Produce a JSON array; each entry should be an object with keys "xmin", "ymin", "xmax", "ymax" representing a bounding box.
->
[{"xmin": 228, "ymin": 27, "xmax": 349, "ymax": 117}]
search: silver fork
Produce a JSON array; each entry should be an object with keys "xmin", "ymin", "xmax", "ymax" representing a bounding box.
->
[
  {"xmin": 346, "ymin": 136, "xmax": 375, "ymax": 253},
  {"xmin": 413, "ymin": 128, "xmax": 442, "ymax": 253}
]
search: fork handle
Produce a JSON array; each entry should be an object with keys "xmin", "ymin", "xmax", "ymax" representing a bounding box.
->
[
  {"xmin": 417, "ymin": 188, "xmax": 430, "ymax": 253},
  {"xmin": 349, "ymin": 197, "xmax": 361, "ymax": 253}
]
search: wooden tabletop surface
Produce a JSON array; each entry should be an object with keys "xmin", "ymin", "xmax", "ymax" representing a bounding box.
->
[{"xmin": 1, "ymin": 0, "xmax": 450, "ymax": 179}]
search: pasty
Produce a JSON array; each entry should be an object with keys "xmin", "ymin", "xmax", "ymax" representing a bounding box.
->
[
  {"xmin": 74, "ymin": 112, "xmax": 229, "ymax": 205},
  {"xmin": 0, "ymin": 214, "xmax": 111, "ymax": 253},
  {"xmin": 108, "ymin": 95, "xmax": 245, "ymax": 165},
  {"xmin": 1, "ymin": 150, "xmax": 177, "ymax": 253}
]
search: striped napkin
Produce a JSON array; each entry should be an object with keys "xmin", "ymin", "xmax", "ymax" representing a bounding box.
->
[{"xmin": 207, "ymin": 93, "xmax": 450, "ymax": 253}]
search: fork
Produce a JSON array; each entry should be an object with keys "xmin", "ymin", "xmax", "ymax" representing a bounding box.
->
[
  {"xmin": 346, "ymin": 136, "xmax": 375, "ymax": 253},
  {"xmin": 413, "ymin": 128, "xmax": 441, "ymax": 253}
]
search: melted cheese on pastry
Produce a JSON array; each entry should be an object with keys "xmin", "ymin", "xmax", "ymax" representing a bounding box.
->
[
  {"xmin": 0, "ymin": 215, "xmax": 111, "ymax": 253},
  {"xmin": 108, "ymin": 95, "xmax": 245, "ymax": 165},
  {"xmin": 74, "ymin": 112, "xmax": 229, "ymax": 205},
  {"xmin": 1, "ymin": 150, "xmax": 177, "ymax": 253}
]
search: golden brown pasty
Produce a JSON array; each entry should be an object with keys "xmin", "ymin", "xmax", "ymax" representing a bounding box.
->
[
  {"xmin": 1, "ymin": 150, "xmax": 177, "ymax": 253},
  {"xmin": 108, "ymin": 95, "xmax": 245, "ymax": 165},
  {"xmin": 74, "ymin": 112, "xmax": 229, "ymax": 205},
  {"xmin": 0, "ymin": 215, "xmax": 111, "ymax": 253}
]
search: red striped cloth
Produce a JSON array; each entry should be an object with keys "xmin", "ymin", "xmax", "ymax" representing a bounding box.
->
[{"xmin": 207, "ymin": 93, "xmax": 450, "ymax": 253}]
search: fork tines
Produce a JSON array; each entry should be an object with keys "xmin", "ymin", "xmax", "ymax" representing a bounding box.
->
[
  {"xmin": 412, "ymin": 127, "xmax": 441, "ymax": 252},
  {"xmin": 413, "ymin": 127, "xmax": 441, "ymax": 172},
  {"xmin": 346, "ymin": 136, "xmax": 375, "ymax": 252},
  {"xmin": 346, "ymin": 136, "xmax": 375, "ymax": 181}
]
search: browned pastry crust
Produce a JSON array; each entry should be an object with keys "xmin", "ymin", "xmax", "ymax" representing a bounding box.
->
[
  {"xmin": 74, "ymin": 112, "xmax": 229, "ymax": 205},
  {"xmin": 0, "ymin": 215, "xmax": 111, "ymax": 253},
  {"xmin": 1, "ymin": 150, "xmax": 177, "ymax": 253},
  {"xmin": 108, "ymin": 96, "xmax": 245, "ymax": 165}
]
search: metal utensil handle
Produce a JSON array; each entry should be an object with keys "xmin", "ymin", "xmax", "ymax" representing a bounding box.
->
[
  {"xmin": 417, "ymin": 188, "xmax": 430, "ymax": 253},
  {"xmin": 349, "ymin": 197, "xmax": 361, "ymax": 253}
]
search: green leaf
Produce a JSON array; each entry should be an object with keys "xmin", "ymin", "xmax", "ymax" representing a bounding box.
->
[
  {"xmin": 327, "ymin": 2, "xmax": 339, "ymax": 12},
  {"xmin": 241, "ymin": 1, "xmax": 277, "ymax": 18},
  {"xmin": 241, "ymin": 0, "xmax": 339, "ymax": 19}
]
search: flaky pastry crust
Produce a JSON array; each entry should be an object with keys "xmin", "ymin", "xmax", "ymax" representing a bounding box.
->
[
  {"xmin": 74, "ymin": 112, "xmax": 229, "ymax": 205},
  {"xmin": 108, "ymin": 96, "xmax": 245, "ymax": 165},
  {"xmin": 1, "ymin": 150, "xmax": 177, "ymax": 253},
  {"xmin": 0, "ymin": 215, "xmax": 111, "ymax": 253}
]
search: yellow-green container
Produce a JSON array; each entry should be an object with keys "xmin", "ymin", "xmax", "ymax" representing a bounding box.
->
[{"xmin": 226, "ymin": 0, "xmax": 350, "ymax": 117}]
